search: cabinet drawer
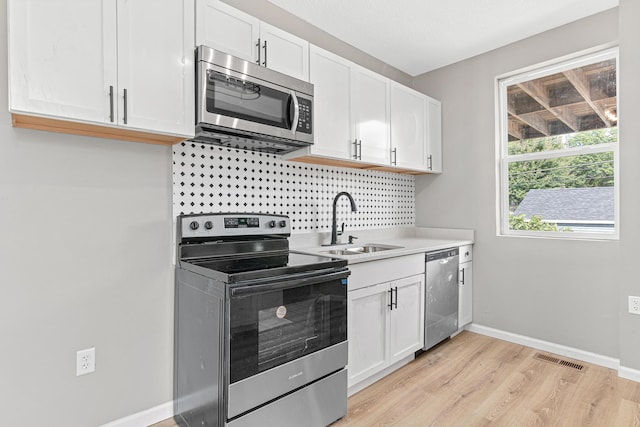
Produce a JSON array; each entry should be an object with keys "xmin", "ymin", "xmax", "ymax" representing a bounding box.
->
[
  {"xmin": 459, "ymin": 244, "xmax": 473, "ymax": 263},
  {"xmin": 348, "ymin": 254, "xmax": 424, "ymax": 291}
]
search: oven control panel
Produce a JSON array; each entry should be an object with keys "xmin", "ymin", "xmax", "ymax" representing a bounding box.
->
[{"xmin": 179, "ymin": 213, "xmax": 290, "ymax": 239}]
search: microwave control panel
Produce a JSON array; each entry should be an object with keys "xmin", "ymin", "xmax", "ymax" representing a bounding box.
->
[{"xmin": 297, "ymin": 97, "xmax": 312, "ymax": 134}]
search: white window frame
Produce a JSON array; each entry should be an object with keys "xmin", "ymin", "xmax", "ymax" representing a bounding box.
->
[{"xmin": 496, "ymin": 47, "xmax": 619, "ymax": 240}]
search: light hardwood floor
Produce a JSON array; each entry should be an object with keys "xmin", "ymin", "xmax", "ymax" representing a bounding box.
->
[{"xmin": 152, "ymin": 331, "xmax": 640, "ymax": 427}]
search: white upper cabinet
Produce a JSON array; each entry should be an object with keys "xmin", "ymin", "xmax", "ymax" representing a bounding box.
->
[
  {"xmin": 286, "ymin": 44, "xmax": 441, "ymax": 173},
  {"xmin": 426, "ymin": 96, "xmax": 443, "ymax": 173},
  {"xmin": 390, "ymin": 82, "xmax": 427, "ymax": 171},
  {"xmin": 8, "ymin": 0, "xmax": 117, "ymax": 125},
  {"xmin": 196, "ymin": 0, "xmax": 259, "ymax": 63},
  {"xmin": 117, "ymin": 0, "xmax": 195, "ymax": 136},
  {"xmin": 351, "ymin": 65, "xmax": 391, "ymax": 165},
  {"xmin": 285, "ymin": 45, "xmax": 392, "ymax": 166},
  {"xmin": 196, "ymin": 0, "xmax": 309, "ymax": 81},
  {"xmin": 305, "ymin": 45, "xmax": 353, "ymax": 159},
  {"xmin": 258, "ymin": 22, "xmax": 309, "ymax": 81},
  {"xmin": 8, "ymin": 0, "xmax": 195, "ymax": 139}
]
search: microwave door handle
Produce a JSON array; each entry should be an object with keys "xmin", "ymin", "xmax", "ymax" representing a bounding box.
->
[{"xmin": 289, "ymin": 91, "xmax": 299, "ymax": 134}]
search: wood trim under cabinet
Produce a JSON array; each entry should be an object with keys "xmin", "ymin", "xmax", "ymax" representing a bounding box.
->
[
  {"xmin": 11, "ymin": 114, "xmax": 188, "ymax": 146},
  {"xmin": 289, "ymin": 154, "xmax": 431, "ymax": 175}
]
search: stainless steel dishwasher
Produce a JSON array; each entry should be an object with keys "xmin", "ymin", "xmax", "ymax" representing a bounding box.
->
[{"xmin": 424, "ymin": 248, "xmax": 459, "ymax": 350}]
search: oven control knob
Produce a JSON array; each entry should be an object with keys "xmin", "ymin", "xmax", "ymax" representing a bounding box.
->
[
  {"xmin": 278, "ymin": 220, "xmax": 287, "ymax": 228},
  {"xmin": 268, "ymin": 220, "xmax": 276, "ymax": 228},
  {"xmin": 204, "ymin": 221, "xmax": 213, "ymax": 230},
  {"xmin": 189, "ymin": 221, "xmax": 199, "ymax": 231}
]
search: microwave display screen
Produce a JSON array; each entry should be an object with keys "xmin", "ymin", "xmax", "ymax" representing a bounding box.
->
[{"xmin": 206, "ymin": 70, "xmax": 291, "ymax": 130}]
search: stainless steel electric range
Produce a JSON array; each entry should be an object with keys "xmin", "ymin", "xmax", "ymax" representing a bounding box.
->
[{"xmin": 173, "ymin": 213, "xmax": 349, "ymax": 427}]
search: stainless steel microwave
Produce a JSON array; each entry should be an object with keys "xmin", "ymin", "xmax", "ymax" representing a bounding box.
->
[{"xmin": 193, "ymin": 45, "xmax": 314, "ymax": 154}]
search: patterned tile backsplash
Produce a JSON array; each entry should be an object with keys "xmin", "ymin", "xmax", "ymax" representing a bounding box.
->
[{"xmin": 172, "ymin": 142, "xmax": 415, "ymax": 233}]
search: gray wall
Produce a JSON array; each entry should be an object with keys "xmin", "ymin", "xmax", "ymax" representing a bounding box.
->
[
  {"xmin": 0, "ymin": 0, "xmax": 175, "ymax": 424},
  {"xmin": 413, "ymin": 6, "xmax": 640, "ymax": 367},
  {"xmin": 618, "ymin": 0, "xmax": 640, "ymax": 371}
]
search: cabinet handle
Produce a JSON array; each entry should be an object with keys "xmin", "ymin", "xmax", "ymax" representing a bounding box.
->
[
  {"xmin": 388, "ymin": 288, "xmax": 394, "ymax": 311},
  {"xmin": 263, "ymin": 40, "xmax": 268, "ymax": 67},
  {"xmin": 392, "ymin": 148, "xmax": 397, "ymax": 165},
  {"xmin": 123, "ymin": 88, "xmax": 128, "ymax": 124},
  {"xmin": 393, "ymin": 286, "xmax": 398, "ymax": 309},
  {"xmin": 460, "ymin": 267, "xmax": 465, "ymax": 285},
  {"xmin": 256, "ymin": 38, "xmax": 261, "ymax": 65},
  {"xmin": 352, "ymin": 139, "xmax": 359, "ymax": 160},
  {"xmin": 427, "ymin": 154, "xmax": 433, "ymax": 170},
  {"xmin": 109, "ymin": 85, "xmax": 114, "ymax": 123},
  {"xmin": 358, "ymin": 140, "xmax": 362, "ymax": 160}
]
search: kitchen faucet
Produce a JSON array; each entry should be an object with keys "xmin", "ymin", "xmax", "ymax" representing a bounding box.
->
[{"xmin": 329, "ymin": 192, "xmax": 357, "ymax": 245}]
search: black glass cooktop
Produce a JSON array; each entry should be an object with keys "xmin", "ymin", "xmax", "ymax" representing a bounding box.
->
[{"xmin": 183, "ymin": 251, "xmax": 347, "ymax": 284}]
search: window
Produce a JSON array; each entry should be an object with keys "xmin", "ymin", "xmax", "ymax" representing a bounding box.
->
[{"xmin": 497, "ymin": 47, "xmax": 619, "ymax": 239}]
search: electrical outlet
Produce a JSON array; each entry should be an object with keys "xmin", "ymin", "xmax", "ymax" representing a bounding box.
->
[
  {"xmin": 629, "ymin": 296, "xmax": 640, "ymax": 315},
  {"xmin": 76, "ymin": 347, "xmax": 95, "ymax": 376}
]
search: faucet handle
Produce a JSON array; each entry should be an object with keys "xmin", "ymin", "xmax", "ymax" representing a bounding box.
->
[
  {"xmin": 348, "ymin": 235, "xmax": 358, "ymax": 244},
  {"xmin": 337, "ymin": 222, "xmax": 345, "ymax": 237}
]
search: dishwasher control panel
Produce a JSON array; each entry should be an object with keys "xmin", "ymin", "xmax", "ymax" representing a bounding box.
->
[{"xmin": 426, "ymin": 248, "xmax": 459, "ymax": 262}]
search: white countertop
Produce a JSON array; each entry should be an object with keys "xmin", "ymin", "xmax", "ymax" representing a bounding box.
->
[{"xmin": 291, "ymin": 227, "xmax": 474, "ymax": 264}]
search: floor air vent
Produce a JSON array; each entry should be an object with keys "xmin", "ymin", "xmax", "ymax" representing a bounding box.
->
[{"xmin": 533, "ymin": 353, "xmax": 585, "ymax": 371}]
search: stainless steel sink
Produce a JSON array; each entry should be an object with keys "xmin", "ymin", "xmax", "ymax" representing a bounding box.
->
[
  {"xmin": 321, "ymin": 244, "xmax": 403, "ymax": 256},
  {"xmin": 349, "ymin": 244, "xmax": 401, "ymax": 253},
  {"xmin": 321, "ymin": 249, "xmax": 358, "ymax": 256}
]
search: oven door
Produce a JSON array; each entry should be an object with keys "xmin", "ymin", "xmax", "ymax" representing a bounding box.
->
[{"xmin": 226, "ymin": 269, "xmax": 348, "ymax": 420}]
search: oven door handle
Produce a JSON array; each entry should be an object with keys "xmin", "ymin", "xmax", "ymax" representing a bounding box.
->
[{"xmin": 230, "ymin": 269, "xmax": 349, "ymax": 297}]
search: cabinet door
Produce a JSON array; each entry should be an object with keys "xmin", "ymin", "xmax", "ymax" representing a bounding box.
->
[
  {"xmin": 390, "ymin": 82, "xmax": 428, "ymax": 171},
  {"xmin": 426, "ymin": 96, "xmax": 443, "ymax": 173},
  {"xmin": 308, "ymin": 45, "xmax": 353, "ymax": 159},
  {"xmin": 259, "ymin": 22, "xmax": 309, "ymax": 81},
  {"xmin": 117, "ymin": 0, "xmax": 195, "ymax": 136},
  {"xmin": 347, "ymin": 283, "xmax": 390, "ymax": 387},
  {"xmin": 195, "ymin": 0, "xmax": 259, "ymax": 62},
  {"xmin": 389, "ymin": 274, "xmax": 425, "ymax": 364},
  {"xmin": 8, "ymin": 0, "xmax": 117, "ymax": 124},
  {"xmin": 459, "ymin": 261, "xmax": 473, "ymax": 327},
  {"xmin": 352, "ymin": 66, "xmax": 391, "ymax": 164}
]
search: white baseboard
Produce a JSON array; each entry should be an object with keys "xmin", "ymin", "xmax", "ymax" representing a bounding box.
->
[
  {"xmin": 619, "ymin": 366, "xmax": 640, "ymax": 382},
  {"xmin": 466, "ymin": 324, "xmax": 621, "ymax": 370},
  {"xmin": 100, "ymin": 401, "xmax": 173, "ymax": 427}
]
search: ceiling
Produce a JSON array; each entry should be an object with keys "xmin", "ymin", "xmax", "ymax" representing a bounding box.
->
[{"xmin": 266, "ymin": 0, "xmax": 618, "ymax": 76}]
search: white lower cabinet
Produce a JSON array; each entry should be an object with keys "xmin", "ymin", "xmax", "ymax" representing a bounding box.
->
[
  {"xmin": 347, "ymin": 267, "xmax": 425, "ymax": 388},
  {"xmin": 389, "ymin": 275, "xmax": 425, "ymax": 363},
  {"xmin": 458, "ymin": 245, "xmax": 473, "ymax": 328},
  {"xmin": 348, "ymin": 282, "xmax": 389, "ymax": 385},
  {"xmin": 458, "ymin": 261, "xmax": 473, "ymax": 328}
]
